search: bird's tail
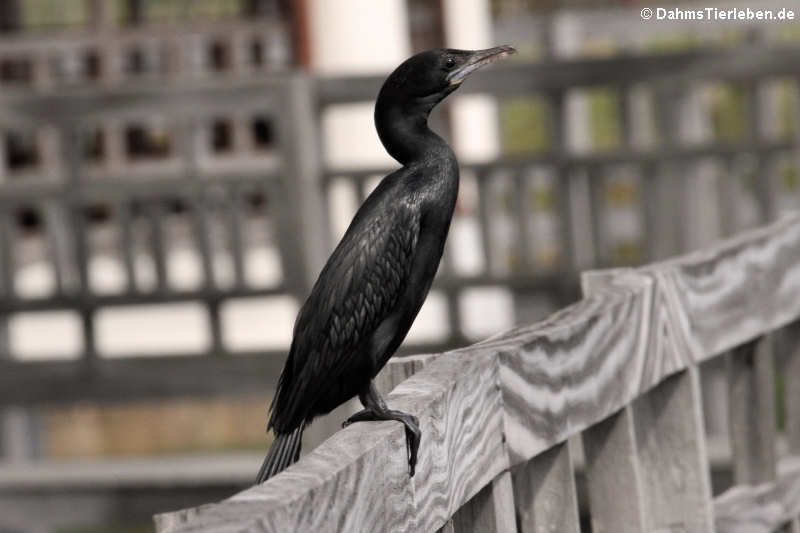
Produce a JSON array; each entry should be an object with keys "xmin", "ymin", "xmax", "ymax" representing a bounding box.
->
[{"xmin": 255, "ymin": 426, "xmax": 304, "ymax": 484}]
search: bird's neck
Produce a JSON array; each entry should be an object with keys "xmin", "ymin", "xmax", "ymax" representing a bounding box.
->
[{"xmin": 375, "ymin": 96, "xmax": 454, "ymax": 166}]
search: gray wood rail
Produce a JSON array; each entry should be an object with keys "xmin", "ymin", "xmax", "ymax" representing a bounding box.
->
[{"xmin": 153, "ymin": 214, "xmax": 800, "ymax": 532}]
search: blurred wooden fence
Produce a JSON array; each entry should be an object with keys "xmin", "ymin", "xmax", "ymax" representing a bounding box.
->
[
  {"xmin": 155, "ymin": 213, "xmax": 800, "ymax": 533},
  {"xmin": 2, "ymin": 45, "xmax": 800, "ymax": 405},
  {"xmin": 2, "ymin": 43, "xmax": 800, "ymax": 531}
]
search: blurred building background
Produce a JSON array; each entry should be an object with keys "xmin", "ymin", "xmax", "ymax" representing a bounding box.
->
[{"xmin": 2, "ymin": 0, "xmax": 800, "ymax": 531}]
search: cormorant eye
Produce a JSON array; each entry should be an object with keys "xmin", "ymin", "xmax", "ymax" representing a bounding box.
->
[{"xmin": 445, "ymin": 57, "xmax": 455, "ymax": 69}]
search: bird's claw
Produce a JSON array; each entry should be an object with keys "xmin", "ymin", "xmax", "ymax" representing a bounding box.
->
[
  {"xmin": 399, "ymin": 413, "xmax": 420, "ymax": 477},
  {"xmin": 341, "ymin": 408, "xmax": 420, "ymax": 477}
]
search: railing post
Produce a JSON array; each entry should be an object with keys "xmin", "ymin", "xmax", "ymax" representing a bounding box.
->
[
  {"xmin": 277, "ymin": 74, "xmax": 328, "ymax": 294},
  {"xmin": 511, "ymin": 442, "xmax": 580, "ymax": 533},
  {"xmin": 727, "ymin": 335, "xmax": 777, "ymax": 484},
  {"xmin": 630, "ymin": 368, "xmax": 714, "ymax": 532},
  {"xmin": 452, "ymin": 470, "xmax": 516, "ymax": 533},
  {"xmin": 583, "ymin": 368, "xmax": 714, "ymax": 532},
  {"xmin": 582, "ymin": 407, "xmax": 647, "ymax": 533},
  {"xmin": 784, "ymin": 321, "xmax": 800, "ymax": 455}
]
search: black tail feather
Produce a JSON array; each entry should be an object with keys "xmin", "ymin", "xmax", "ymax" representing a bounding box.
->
[{"xmin": 255, "ymin": 426, "xmax": 303, "ymax": 484}]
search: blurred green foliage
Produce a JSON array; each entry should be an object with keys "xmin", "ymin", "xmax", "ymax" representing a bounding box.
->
[
  {"xmin": 17, "ymin": 0, "xmax": 248, "ymax": 28},
  {"xmin": 587, "ymin": 88, "xmax": 622, "ymax": 150},
  {"xmin": 20, "ymin": 0, "xmax": 88, "ymax": 28},
  {"xmin": 500, "ymin": 96, "xmax": 552, "ymax": 154},
  {"xmin": 711, "ymin": 83, "xmax": 746, "ymax": 143},
  {"xmin": 612, "ymin": 240, "xmax": 643, "ymax": 265},
  {"xmin": 530, "ymin": 185, "xmax": 555, "ymax": 211},
  {"xmin": 140, "ymin": 0, "xmax": 241, "ymax": 22}
]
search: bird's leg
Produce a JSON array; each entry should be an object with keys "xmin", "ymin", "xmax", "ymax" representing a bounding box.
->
[{"xmin": 342, "ymin": 381, "xmax": 420, "ymax": 476}]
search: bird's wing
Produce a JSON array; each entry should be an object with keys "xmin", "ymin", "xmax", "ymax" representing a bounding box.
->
[{"xmin": 269, "ymin": 193, "xmax": 421, "ymax": 431}]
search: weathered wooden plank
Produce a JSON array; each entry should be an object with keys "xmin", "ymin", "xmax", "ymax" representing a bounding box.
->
[
  {"xmin": 650, "ymin": 213, "xmax": 800, "ymax": 363},
  {"xmin": 498, "ymin": 269, "xmax": 686, "ymax": 465},
  {"xmin": 700, "ymin": 357, "xmax": 729, "ymax": 438},
  {"xmin": 746, "ymin": 80, "xmax": 774, "ymax": 225},
  {"xmin": 147, "ymin": 201, "xmax": 168, "ymax": 293},
  {"xmin": 511, "ymin": 442, "xmax": 580, "ymax": 533},
  {"xmin": 582, "ymin": 407, "xmax": 647, "ymax": 533},
  {"xmin": 116, "ymin": 201, "xmax": 137, "ymax": 292},
  {"xmin": 714, "ymin": 457, "xmax": 800, "ymax": 533},
  {"xmin": 156, "ymin": 345, "xmax": 507, "ymax": 533},
  {"xmin": 631, "ymin": 368, "xmax": 714, "ymax": 532},
  {"xmin": 277, "ymin": 75, "xmax": 328, "ymax": 293},
  {"xmin": 153, "ymin": 215, "xmax": 800, "ymax": 532},
  {"xmin": 785, "ymin": 321, "xmax": 800, "ymax": 455},
  {"xmin": 374, "ymin": 353, "xmax": 440, "ymax": 398},
  {"xmin": 452, "ymin": 470, "xmax": 516, "ymax": 533},
  {"xmin": 727, "ymin": 335, "xmax": 778, "ymax": 485},
  {"xmin": 42, "ymin": 202, "xmax": 69, "ymax": 295},
  {"xmin": 0, "ymin": 209, "xmax": 16, "ymax": 297},
  {"xmin": 226, "ymin": 185, "xmax": 246, "ymax": 289},
  {"xmin": 475, "ymin": 170, "xmax": 493, "ymax": 273}
]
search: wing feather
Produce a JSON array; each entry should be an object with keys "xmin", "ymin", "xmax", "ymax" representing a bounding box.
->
[{"xmin": 268, "ymin": 195, "xmax": 421, "ymax": 432}]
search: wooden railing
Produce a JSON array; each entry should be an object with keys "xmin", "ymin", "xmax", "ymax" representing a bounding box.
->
[{"xmin": 154, "ymin": 214, "xmax": 800, "ymax": 532}]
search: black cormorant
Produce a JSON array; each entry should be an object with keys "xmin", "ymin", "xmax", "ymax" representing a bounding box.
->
[{"xmin": 256, "ymin": 45, "xmax": 516, "ymax": 483}]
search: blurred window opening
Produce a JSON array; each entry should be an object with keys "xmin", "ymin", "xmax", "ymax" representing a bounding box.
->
[
  {"xmin": 84, "ymin": 49, "xmax": 102, "ymax": 81},
  {"xmin": 245, "ymin": 189, "xmax": 268, "ymax": 213},
  {"xmin": 250, "ymin": 38, "xmax": 264, "ymax": 67},
  {"xmin": 83, "ymin": 127, "xmax": 105, "ymax": 162},
  {"xmin": 0, "ymin": 0, "xmax": 21, "ymax": 32},
  {"xmin": 0, "ymin": 57, "xmax": 33, "ymax": 85},
  {"xmin": 125, "ymin": 47, "xmax": 147, "ymax": 76},
  {"xmin": 125, "ymin": 0, "xmax": 145, "ymax": 26},
  {"xmin": 251, "ymin": 116, "xmax": 275, "ymax": 151},
  {"xmin": 243, "ymin": 0, "xmax": 283, "ymax": 18},
  {"xmin": 211, "ymin": 119, "xmax": 234, "ymax": 153},
  {"xmin": 5, "ymin": 130, "xmax": 40, "ymax": 172},
  {"xmin": 208, "ymin": 40, "xmax": 230, "ymax": 72},
  {"xmin": 166, "ymin": 197, "xmax": 188, "ymax": 214},
  {"xmin": 83, "ymin": 204, "xmax": 112, "ymax": 226},
  {"xmin": 125, "ymin": 124, "xmax": 172, "ymax": 160},
  {"xmin": 15, "ymin": 206, "xmax": 41, "ymax": 233}
]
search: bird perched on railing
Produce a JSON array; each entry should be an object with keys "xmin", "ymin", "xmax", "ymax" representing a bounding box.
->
[{"xmin": 257, "ymin": 45, "xmax": 516, "ymax": 483}]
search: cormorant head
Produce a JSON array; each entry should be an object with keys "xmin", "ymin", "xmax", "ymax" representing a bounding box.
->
[
  {"xmin": 375, "ymin": 45, "xmax": 515, "ymax": 164},
  {"xmin": 380, "ymin": 45, "xmax": 516, "ymax": 107}
]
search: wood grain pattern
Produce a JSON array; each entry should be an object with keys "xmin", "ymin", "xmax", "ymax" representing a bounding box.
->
[
  {"xmin": 784, "ymin": 322, "xmax": 800, "ymax": 455},
  {"xmin": 375, "ymin": 353, "xmax": 440, "ymax": 397},
  {"xmin": 451, "ymin": 471, "xmax": 516, "ymax": 533},
  {"xmin": 499, "ymin": 270, "xmax": 686, "ymax": 466},
  {"xmin": 157, "ymin": 346, "xmax": 507, "ymax": 533},
  {"xmin": 727, "ymin": 336, "xmax": 778, "ymax": 485},
  {"xmin": 511, "ymin": 442, "xmax": 580, "ymax": 533},
  {"xmin": 582, "ymin": 407, "xmax": 647, "ymax": 533},
  {"xmin": 714, "ymin": 458, "xmax": 800, "ymax": 533},
  {"xmin": 650, "ymin": 213, "xmax": 800, "ymax": 363},
  {"xmin": 631, "ymin": 368, "xmax": 714, "ymax": 532},
  {"xmin": 156, "ymin": 215, "xmax": 800, "ymax": 532}
]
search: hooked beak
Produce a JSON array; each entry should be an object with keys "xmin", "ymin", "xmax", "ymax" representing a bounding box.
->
[{"xmin": 447, "ymin": 45, "xmax": 516, "ymax": 86}]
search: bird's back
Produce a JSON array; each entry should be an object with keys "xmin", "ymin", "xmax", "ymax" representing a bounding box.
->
[{"xmin": 268, "ymin": 168, "xmax": 435, "ymax": 433}]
